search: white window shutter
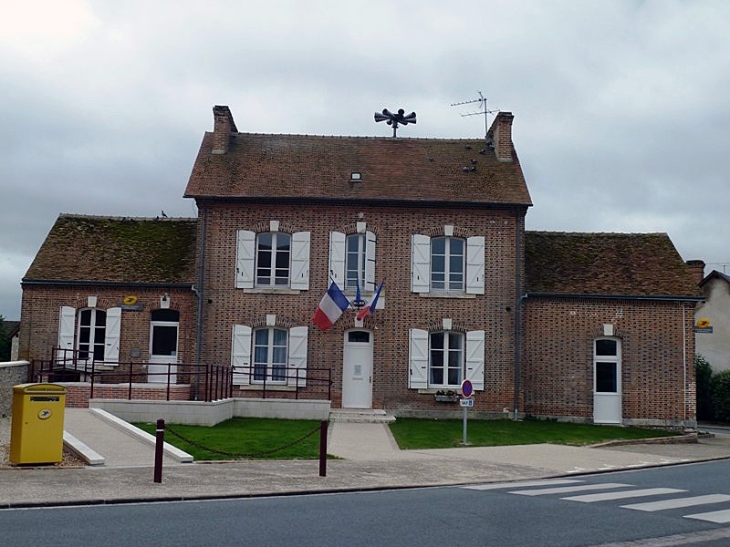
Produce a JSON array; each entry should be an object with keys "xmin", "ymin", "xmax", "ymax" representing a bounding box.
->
[
  {"xmin": 290, "ymin": 231, "xmax": 310, "ymax": 290},
  {"xmin": 409, "ymin": 328, "xmax": 429, "ymax": 389},
  {"xmin": 466, "ymin": 236, "xmax": 485, "ymax": 295},
  {"xmin": 236, "ymin": 230, "xmax": 255, "ymax": 289},
  {"xmin": 58, "ymin": 306, "xmax": 76, "ymax": 356},
  {"xmin": 105, "ymin": 307, "xmax": 122, "ymax": 364},
  {"xmin": 329, "ymin": 231, "xmax": 346, "ymax": 286},
  {"xmin": 365, "ymin": 231, "xmax": 377, "ymax": 292},
  {"xmin": 411, "ymin": 234, "xmax": 430, "ymax": 293},
  {"xmin": 231, "ymin": 325, "xmax": 252, "ymax": 385},
  {"xmin": 288, "ymin": 326, "xmax": 308, "ymax": 387},
  {"xmin": 465, "ymin": 330, "xmax": 485, "ymax": 391}
]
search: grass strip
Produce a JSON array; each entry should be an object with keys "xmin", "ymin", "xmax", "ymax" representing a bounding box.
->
[{"xmin": 388, "ymin": 418, "xmax": 680, "ymax": 450}]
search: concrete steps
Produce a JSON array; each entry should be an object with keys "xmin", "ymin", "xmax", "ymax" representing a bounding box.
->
[{"xmin": 329, "ymin": 409, "xmax": 396, "ymax": 423}]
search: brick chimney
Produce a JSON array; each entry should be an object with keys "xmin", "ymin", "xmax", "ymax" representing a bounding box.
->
[
  {"xmin": 211, "ymin": 105, "xmax": 238, "ymax": 155},
  {"xmin": 686, "ymin": 259, "xmax": 706, "ymax": 286},
  {"xmin": 488, "ymin": 111, "xmax": 514, "ymax": 162}
]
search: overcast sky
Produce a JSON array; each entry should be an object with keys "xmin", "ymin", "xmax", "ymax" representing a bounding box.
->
[{"xmin": 2, "ymin": 0, "xmax": 729, "ymax": 321}]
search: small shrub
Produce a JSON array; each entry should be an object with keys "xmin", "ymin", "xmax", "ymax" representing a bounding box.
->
[
  {"xmin": 711, "ymin": 369, "xmax": 730, "ymax": 422},
  {"xmin": 696, "ymin": 354, "xmax": 713, "ymax": 421}
]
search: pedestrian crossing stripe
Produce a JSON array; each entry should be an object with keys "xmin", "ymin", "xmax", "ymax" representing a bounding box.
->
[{"xmin": 461, "ymin": 479, "xmax": 730, "ymax": 525}]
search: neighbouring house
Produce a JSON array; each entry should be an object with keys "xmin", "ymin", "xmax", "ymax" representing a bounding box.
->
[
  {"xmin": 695, "ymin": 268, "xmax": 730, "ymax": 372},
  {"xmin": 17, "ymin": 104, "xmax": 703, "ymax": 426}
]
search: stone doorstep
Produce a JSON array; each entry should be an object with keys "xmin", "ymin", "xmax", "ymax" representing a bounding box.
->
[{"xmin": 329, "ymin": 409, "xmax": 396, "ymax": 423}]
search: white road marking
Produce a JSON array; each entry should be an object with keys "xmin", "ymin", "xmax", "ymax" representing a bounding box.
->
[
  {"xmin": 510, "ymin": 483, "xmax": 632, "ymax": 496},
  {"xmin": 622, "ymin": 494, "xmax": 730, "ymax": 512},
  {"xmin": 462, "ymin": 478, "xmax": 582, "ymax": 491},
  {"xmin": 684, "ymin": 508, "xmax": 730, "ymax": 523},
  {"xmin": 564, "ymin": 488, "xmax": 685, "ymax": 503}
]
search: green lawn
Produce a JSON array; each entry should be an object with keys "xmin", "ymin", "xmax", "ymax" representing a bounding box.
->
[
  {"xmin": 134, "ymin": 418, "xmax": 323, "ymax": 460},
  {"xmin": 135, "ymin": 417, "xmax": 681, "ymax": 460},
  {"xmin": 388, "ymin": 418, "xmax": 680, "ymax": 450}
]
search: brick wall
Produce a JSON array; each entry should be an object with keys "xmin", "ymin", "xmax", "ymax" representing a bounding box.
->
[
  {"xmin": 197, "ymin": 201, "xmax": 524, "ymax": 415},
  {"xmin": 523, "ymin": 297, "xmax": 696, "ymax": 425},
  {"xmin": 19, "ymin": 285, "xmax": 196, "ymax": 363},
  {"xmin": 63, "ymin": 383, "xmax": 192, "ymax": 408}
]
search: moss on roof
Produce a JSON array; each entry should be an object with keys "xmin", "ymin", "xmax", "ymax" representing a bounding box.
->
[
  {"xmin": 525, "ymin": 231, "xmax": 700, "ymax": 297},
  {"xmin": 24, "ymin": 215, "xmax": 197, "ymax": 284}
]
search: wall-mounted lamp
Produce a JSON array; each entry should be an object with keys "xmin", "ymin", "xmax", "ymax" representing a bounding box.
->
[{"xmin": 161, "ymin": 294, "xmax": 170, "ymax": 309}]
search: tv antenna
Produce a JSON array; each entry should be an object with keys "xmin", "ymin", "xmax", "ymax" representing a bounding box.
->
[{"xmin": 450, "ymin": 91, "xmax": 498, "ymax": 137}]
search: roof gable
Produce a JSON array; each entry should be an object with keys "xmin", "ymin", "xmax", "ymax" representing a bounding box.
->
[
  {"xmin": 24, "ymin": 215, "xmax": 197, "ymax": 285},
  {"xmin": 525, "ymin": 231, "xmax": 700, "ymax": 298}
]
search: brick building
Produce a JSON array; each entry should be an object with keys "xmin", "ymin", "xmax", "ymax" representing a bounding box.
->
[{"xmin": 18, "ymin": 105, "xmax": 702, "ymax": 426}]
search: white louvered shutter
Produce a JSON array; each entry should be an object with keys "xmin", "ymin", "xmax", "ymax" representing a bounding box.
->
[
  {"xmin": 364, "ymin": 231, "xmax": 377, "ymax": 292},
  {"xmin": 231, "ymin": 325, "xmax": 252, "ymax": 385},
  {"xmin": 409, "ymin": 328, "xmax": 429, "ymax": 389},
  {"xmin": 58, "ymin": 306, "xmax": 76, "ymax": 361},
  {"xmin": 288, "ymin": 326, "xmax": 308, "ymax": 387},
  {"xmin": 411, "ymin": 234, "xmax": 430, "ymax": 293},
  {"xmin": 329, "ymin": 231, "xmax": 346, "ymax": 286},
  {"xmin": 235, "ymin": 230, "xmax": 255, "ymax": 289},
  {"xmin": 105, "ymin": 307, "xmax": 122, "ymax": 364},
  {"xmin": 466, "ymin": 236, "xmax": 485, "ymax": 295},
  {"xmin": 465, "ymin": 330, "xmax": 485, "ymax": 391},
  {"xmin": 290, "ymin": 231, "xmax": 310, "ymax": 290}
]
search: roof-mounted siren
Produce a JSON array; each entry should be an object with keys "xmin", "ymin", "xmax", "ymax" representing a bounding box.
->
[{"xmin": 374, "ymin": 108, "xmax": 416, "ymax": 138}]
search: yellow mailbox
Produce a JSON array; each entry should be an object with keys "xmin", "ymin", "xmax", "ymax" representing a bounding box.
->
[{"xmin": 9, "ymin": 383, "xmax": 68, "ymax": 465}]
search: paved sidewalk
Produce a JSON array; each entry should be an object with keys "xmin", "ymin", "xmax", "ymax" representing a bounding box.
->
[{"xmin": 1, "ymin": 418, "xmax": 730, "ymax": 509}]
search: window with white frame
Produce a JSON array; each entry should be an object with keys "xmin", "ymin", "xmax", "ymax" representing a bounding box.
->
[
  {"xmin": 429, "ymin": 331, "xmax": 464, "ymax": 386},
  {"xmin": 58, "ymin": 305, "xmax": 121, "ymax": 364},
  {"xmin": 329, "ymin": 230, "xmax": 376, "ymax": 292},
  {"xmin": 408, "ymin": 328, "xmax": 485, "ymax": 390},
  {"xmin": 253, "ymin": 327, "xmax": 288, "ymax": 383},
  {"xmin": 235, "ymin": 227, "xmax": 310, "ymax": 290},
  {"xmin": 431, "ymin": 237, "xmax": 465, "ymax": 292},
  {"xmin": 411, "ymin": 232, "xmax": 484, "ymax": 295},
  {"xmin": 256, "ymin": 232, "xmax": 291, "ymax": 287},
  {"xmin": 594, "ymin": 338, "xmax": 620, "ymax": 394},
  {"xmin": 345, "ymin": 234, "xmax": 366, "ymax": 292},
  {"xmin": 231, "ymin": 324, "xmax": 309, "ymax": 387}
]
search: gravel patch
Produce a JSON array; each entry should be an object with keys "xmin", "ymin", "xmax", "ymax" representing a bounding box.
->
[{"xmin": 0, "ymin": 416, "xmax": 85, "ymax": 468}]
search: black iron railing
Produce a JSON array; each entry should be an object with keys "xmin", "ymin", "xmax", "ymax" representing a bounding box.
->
[{"xmin": 29, "ymin": 348, "xmax": 332, "ymax": 402}]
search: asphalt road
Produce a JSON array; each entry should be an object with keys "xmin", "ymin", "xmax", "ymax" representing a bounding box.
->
[{"xmin": 5, "ymin": 460, "xmax": 730, "ymax": 546}]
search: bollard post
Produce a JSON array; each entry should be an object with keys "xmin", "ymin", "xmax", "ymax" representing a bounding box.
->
[
  {"xmin": 319, "ymin": 420, "xmax": 328, "ymax": 477},
  {"xmin": 154, "ymin": 418, "xmax": 165, "ymax": 483}
]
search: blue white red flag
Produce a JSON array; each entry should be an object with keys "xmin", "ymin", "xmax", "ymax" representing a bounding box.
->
[
  {"xmin": 356, "ymin": 280, "xmax": 384, "ymax": 321},
  {"xmin": 312, "ymin": 281, "xmax": 350, "ymax": 331}
]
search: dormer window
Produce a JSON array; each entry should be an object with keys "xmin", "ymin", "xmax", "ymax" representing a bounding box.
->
[{"xmin": 350, "ymin": 172, "xmax": 362, "ymax": 182}]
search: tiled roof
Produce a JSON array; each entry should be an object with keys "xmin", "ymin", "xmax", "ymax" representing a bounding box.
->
[
  {"xmin": 24, "ymin": 215, "xmax": 197, "ymax": 284},
  {"xmin": 525, "ymin": 231, "xmax": 701, "ymax": 297},
  {"xmin": 700, "ymin": 270, "xmax": 730, "ymax": 287},
  {"xmin": 184, "ymin": 133, "xmax": 532, "ymax": 205}
]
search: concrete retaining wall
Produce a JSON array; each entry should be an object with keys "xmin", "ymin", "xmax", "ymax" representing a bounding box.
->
[
  {"xmin": 0, "ymin": 361, "xmax": 29, "ymax": 418},
  {"xmin": 90, "ymin": 397, "xmax": 331, "ymax": 425}
]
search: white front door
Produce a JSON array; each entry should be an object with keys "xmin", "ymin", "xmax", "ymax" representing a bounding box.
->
[
  {"xmin": 148, "ymin": 321, "xmax": 178, "ymax": 383},
  {"xmin": 342, "ymin": 330, "xmax": 373, "ymax": 409},
  {"xmin": 593, "ymin": 338, "xmax": 622, "ymax": 424}
]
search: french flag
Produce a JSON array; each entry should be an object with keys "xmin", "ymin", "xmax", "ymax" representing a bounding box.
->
[
  {"xmin": 312, "ymin": 281, "xmax": 350, "ymax": 331},
  {"xmin": 356, "ymin": 280, "xmax": 384, "ymax": 321}
]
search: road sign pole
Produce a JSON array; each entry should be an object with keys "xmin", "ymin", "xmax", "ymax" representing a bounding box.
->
[{"xmin": 462, "ymin": 405, "xmax": 468, "ymax": 445}]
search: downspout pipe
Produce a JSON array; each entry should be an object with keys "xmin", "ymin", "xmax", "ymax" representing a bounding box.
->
[
  {"xmin": 513, "ymin": 214, "xmax": 523, "ymax": 419},
  {"xmin": 193, "ymin": 204, "xmax": 207, "ymax": 400}
]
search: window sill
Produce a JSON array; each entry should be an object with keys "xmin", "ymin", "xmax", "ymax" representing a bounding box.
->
[
  {"xmin": 235, "ymin": 385, "xmax": 298, "ymax": 392},
  {"xmin": 243, "ymin": 288, "xmax": 302, "ymax": 295},
  {"xmin": 415, "ymin": 292, "xmax": 476, "ymax": 299}
]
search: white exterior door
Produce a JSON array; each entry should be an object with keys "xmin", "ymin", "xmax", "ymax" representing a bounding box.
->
[
  {"xmin": 593, "ymin": 339, "xmax": 622, "ymax": 424},
  {"xmin": 342, "ymin": 330, "xmax": 373, "ymax": 409},
  {"xmin": 148, "ymin": 321, "xmax": 178, "ymax": 383}
]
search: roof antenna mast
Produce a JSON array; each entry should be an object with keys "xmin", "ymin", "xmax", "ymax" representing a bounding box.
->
[{"xmin": 450, "ymin": 91, "xmax": 499, "ymax": 138}]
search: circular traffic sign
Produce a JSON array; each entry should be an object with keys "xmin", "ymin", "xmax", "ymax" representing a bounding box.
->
[{"xmin": 461, "ymin": 379, "xmax": 473, "ymax": 398}]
